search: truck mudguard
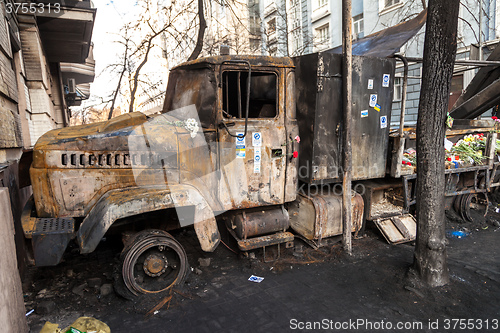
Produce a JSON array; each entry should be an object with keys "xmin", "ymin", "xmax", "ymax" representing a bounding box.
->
[{"xmin": 76, "ymin": 184, "xmax": 220, "ymax": 253}]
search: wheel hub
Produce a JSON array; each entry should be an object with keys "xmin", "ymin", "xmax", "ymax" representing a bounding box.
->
[{"xmin": 143, "ymin": 253, "xmax": 168, "ymax": 277}]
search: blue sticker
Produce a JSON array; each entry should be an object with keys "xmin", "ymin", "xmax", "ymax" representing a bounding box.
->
[{"xmin": 361, "ymin": 110, "xmax": 368, "ymax": 118}]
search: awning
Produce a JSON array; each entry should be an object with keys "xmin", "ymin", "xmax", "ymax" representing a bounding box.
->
[{"xmin": 328, "ymin": 9, "xmax": 427, "ymax": 57}]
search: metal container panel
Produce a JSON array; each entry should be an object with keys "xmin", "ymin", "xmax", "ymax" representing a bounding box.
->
[
  {"xmin": 288, "ymin": 192, "xmax": 364, "ymax": 240},
  {"xmin": 294, "ymin": 53, "xmax": 395, "ymax": 184}
]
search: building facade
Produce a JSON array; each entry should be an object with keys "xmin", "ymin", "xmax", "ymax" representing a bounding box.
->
[{"xmin": 0, "ymin": 0, "xmax": 95, "ymax": 274}]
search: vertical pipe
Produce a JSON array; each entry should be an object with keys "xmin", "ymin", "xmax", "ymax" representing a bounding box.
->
[
  {"xmin": 394, "ymin": 55, "xmax": 409, "ymax": 136},
  {"xmin": 238, "ymin": 72, "xmax": 242, "ymax": 118},
  {"xmin": 479, "ymin": 0, "xmax": 483, "ymax": 61},
  {"xmin": 342, "ymin": 0, "xmax": 352, "ymax": 254}
]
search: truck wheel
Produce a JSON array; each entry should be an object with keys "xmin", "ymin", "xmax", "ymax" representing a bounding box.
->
[{"xmin": 114, "ymin": 229, "xmax": 188, "ymax": 300}]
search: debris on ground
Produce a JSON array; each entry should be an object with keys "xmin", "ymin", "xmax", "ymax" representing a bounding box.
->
[{"xmin": 39, "ymin": 317, "xmax": 110, "ymax": 333}]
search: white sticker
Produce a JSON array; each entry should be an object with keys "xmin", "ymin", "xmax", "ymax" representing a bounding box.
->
[
  {"xmin": 369, "ymin": 94, "xmax": 378, "ymax": 107},
  {"xmin": 254, "ymin": 147, "xmax": 261, "ymax": 173},
  {"xmin": 236, "ymin": 132, "xmax": 245, "ymax": 158},
  {"xmin": 382, "ymin": 74, "xmax": 390, "ymax": 88},
  {"xmin": 248, "ymin": 275, "xmax": 264, "ymax": 283},
  {"xmin": 361, "ymin": 110, "xmax": 368, "ymax": 118},
  {"xmin": 235, "ymin": 132, "xmax": 245, "ymax": 145},
  {"xmin": 380, "ymin": 115, "xmax": 387, "ymax": 129},
  {"xmin": 367, "ymin": 79, "xmax": 374, "ymax": 90},
  {"xmin": 252, "ymin": 132, "xmax": 262, "ymax": 147}
]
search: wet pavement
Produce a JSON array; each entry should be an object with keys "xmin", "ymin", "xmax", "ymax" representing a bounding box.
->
[{"xmin": 24, "ymin": 221, "xmax": 500, "ymax": 333}]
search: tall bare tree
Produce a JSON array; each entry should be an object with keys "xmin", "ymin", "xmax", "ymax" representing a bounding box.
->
[{"xmin": 413, "ymin": 0, "xmax": 460, "ymax": 287}]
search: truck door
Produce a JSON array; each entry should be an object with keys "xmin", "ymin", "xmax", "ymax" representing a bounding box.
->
[{"xmin": 217, "ymin": 65, "xmax": 287, "ymax": 210}]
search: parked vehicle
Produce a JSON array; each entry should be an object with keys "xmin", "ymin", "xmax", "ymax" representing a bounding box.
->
[{"xmin": 21, "ymin": 53, "xmax": 500, "ymax": 298}]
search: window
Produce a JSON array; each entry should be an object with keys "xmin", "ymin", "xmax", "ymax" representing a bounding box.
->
[
  {"xmin": 268, "ymin": 46, "xmax": 277, "ymax": 56},
  {"xmin": 318, "ymin": 0, "xmax": 328, "ymax": 8},
  {"xmin": 222, "ymin": 72, "xmax": 277, "ymax": 119},
  {"xmin": 394, "ymin": 77, "xmax": 402, "ymax": 101},
  {"xmin": 316, "ymin": 24, "xmax": 329, "ymax": 43},
  {"xmin": 267, "ymin": 17, "xmax": 276, "ymax": 35},
  {"xmin": 352, "ymin": 14, "xmax": 364, "ymax": 39},
  {"xmin": 292, "ymin": 29, "xmax": 302, "ymax": 53},
  {"xmin": 384, "ymin": 0, "xmax": 401, "ymax": 8}
]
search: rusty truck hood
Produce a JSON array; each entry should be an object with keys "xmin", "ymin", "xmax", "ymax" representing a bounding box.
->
[
  {"xmin": 30, "ymin": 111, "xmax": 200, "ymax": 218},
  {"xmin": 34, "ymin": 112, "xmax": 149, "ymax": 151}
]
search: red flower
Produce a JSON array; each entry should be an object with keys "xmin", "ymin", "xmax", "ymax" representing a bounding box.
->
[
  {"xmin": 402, "ymin": 161, "xmax": 406, "ymax": 165},
  {"xmin": 455, "ymin": 156, "xmax": 459, "ymax": 160},
  {"xmin": 294, "ymin": 135, "xmax": 301, "ymax": 143},
  {"xmin": 407, "ymin": 163, "xmax": 412, "ymax": 166},
  {"xmin": 479, "ymin": 133, "xmax": 484, "ymax": 137},
  {"xmin": 292, "ymin": 151, "xmax": 298, "ymax": 158},
  {"xmin": 447, "ymin": 157, "xmax": 452, "ymax": 161},
  {"xmin": 492, "ymin": 116, "xmax": 498, "ymax": 120}
]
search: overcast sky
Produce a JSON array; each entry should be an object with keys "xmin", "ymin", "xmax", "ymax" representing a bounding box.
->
[{"xmin": 89, "ymin": 0, "xmax": 137, "ymax": 104}]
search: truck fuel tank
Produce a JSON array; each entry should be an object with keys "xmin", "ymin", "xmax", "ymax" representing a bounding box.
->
[
  {"xmin": 226, "ymin": 205, "xmax": 289, "ymax": 240},
  {"xmin": 288, "ymin": 191, "xmax": 364, "ymax": 244}
]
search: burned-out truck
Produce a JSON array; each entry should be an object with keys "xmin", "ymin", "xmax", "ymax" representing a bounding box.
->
[{"xmin": 23, "ymin": 52, "xmax": 483, "ymax": 298}]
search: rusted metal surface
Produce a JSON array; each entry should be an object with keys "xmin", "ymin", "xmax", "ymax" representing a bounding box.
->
[
  {"xmin": 294, "ymin": 53, "xmax": 395, "ymax": 184},
  {"xmin": 21, "ymin": 195, "xmax": 36, "ymax": 238},
  {"xmin": 361, "ymin": 180, "xmax": 405, "ymax": 220},
  {"xmin": 170, "ymin": 55, "xmax": 294, "ymax": 72},
  {"xmin": 328, "ymin": 10, "xmax": 427, "ymax": 57},
  {"xmin": 25, "ymin": 55, "xmax": 297, "ymax": 263},
  {"xmin": 289, "ymin": 191, "xmax": 364, "ymax": 241},
  {"xmin": 227, "ymin": 205, "xmax": 289, "ymax": 239},
  {"xmin": 450, "ymin": 43, "xmax": 500, "ymax": 119},
  {"xmin": 216, "ymin": 65, "xmax": 291, "ymax": 209},
  {"xmin": 230, "ymin": 230, "xmax": 294, "ymax": 251},
  {"xmin": 76, "ymin": 184, "xmax": 220, "ymax": 254},
  {"xmin": 374, "ymin": 214, "xmax": 416, "ymax": 245}
]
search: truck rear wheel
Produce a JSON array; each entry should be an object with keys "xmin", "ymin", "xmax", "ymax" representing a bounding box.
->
[{"xmin": 114, "ymin": 229, "xmax": 188, "ymax": 300}]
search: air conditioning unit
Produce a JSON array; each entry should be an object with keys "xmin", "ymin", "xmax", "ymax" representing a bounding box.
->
[{"xmin": 68, "ymin": 78, "xmax": 76, "ymax": 94}]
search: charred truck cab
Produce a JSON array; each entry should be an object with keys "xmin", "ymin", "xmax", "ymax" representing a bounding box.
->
[{"xmin": 22, "ymin": 54, "xmax": 399, "ymax": 298}]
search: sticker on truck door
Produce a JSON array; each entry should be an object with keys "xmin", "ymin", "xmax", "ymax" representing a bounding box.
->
[
  {"xmin": 382, "ymin": 74, "xmax": 390, "ymax": 87},
  {"xmin": 252, "ymin": 132, "xmax": 262, "ymax": 147},
  {"xmin": 254, "ymin": 147, "xmax": 261, "ymax": 173},
  {"xmin": 369, "ymin": 94, "xmax": 377, "ymax": 107},
  {"xmin": 361, "ymin": 110, "xmax": 368, "ymax": 118},
  {"xmin": 236, "ymin": 132, "xmax": 245, "ymax": 158}
]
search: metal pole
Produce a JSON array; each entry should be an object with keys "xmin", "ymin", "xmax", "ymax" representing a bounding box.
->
[
  {"xmin": 394, "ymin": 55, "xmax": 409, "ymax": 137},
  {"xmin": 479, "ymin": 0, "xmax": 483, "ymax": 61},
  {"xmin": 342, "ymin": 0, "xmax": 352, "ymax": 254}
]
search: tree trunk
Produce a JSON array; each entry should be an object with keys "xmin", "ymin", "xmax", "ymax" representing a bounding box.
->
[
  {"xmin": 187, "ymin": 0, "xmax": 206, "ymax": 61},
  {"xmin": 413, "ymin": 0, "xmax": 459, "ymax": 287}
]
